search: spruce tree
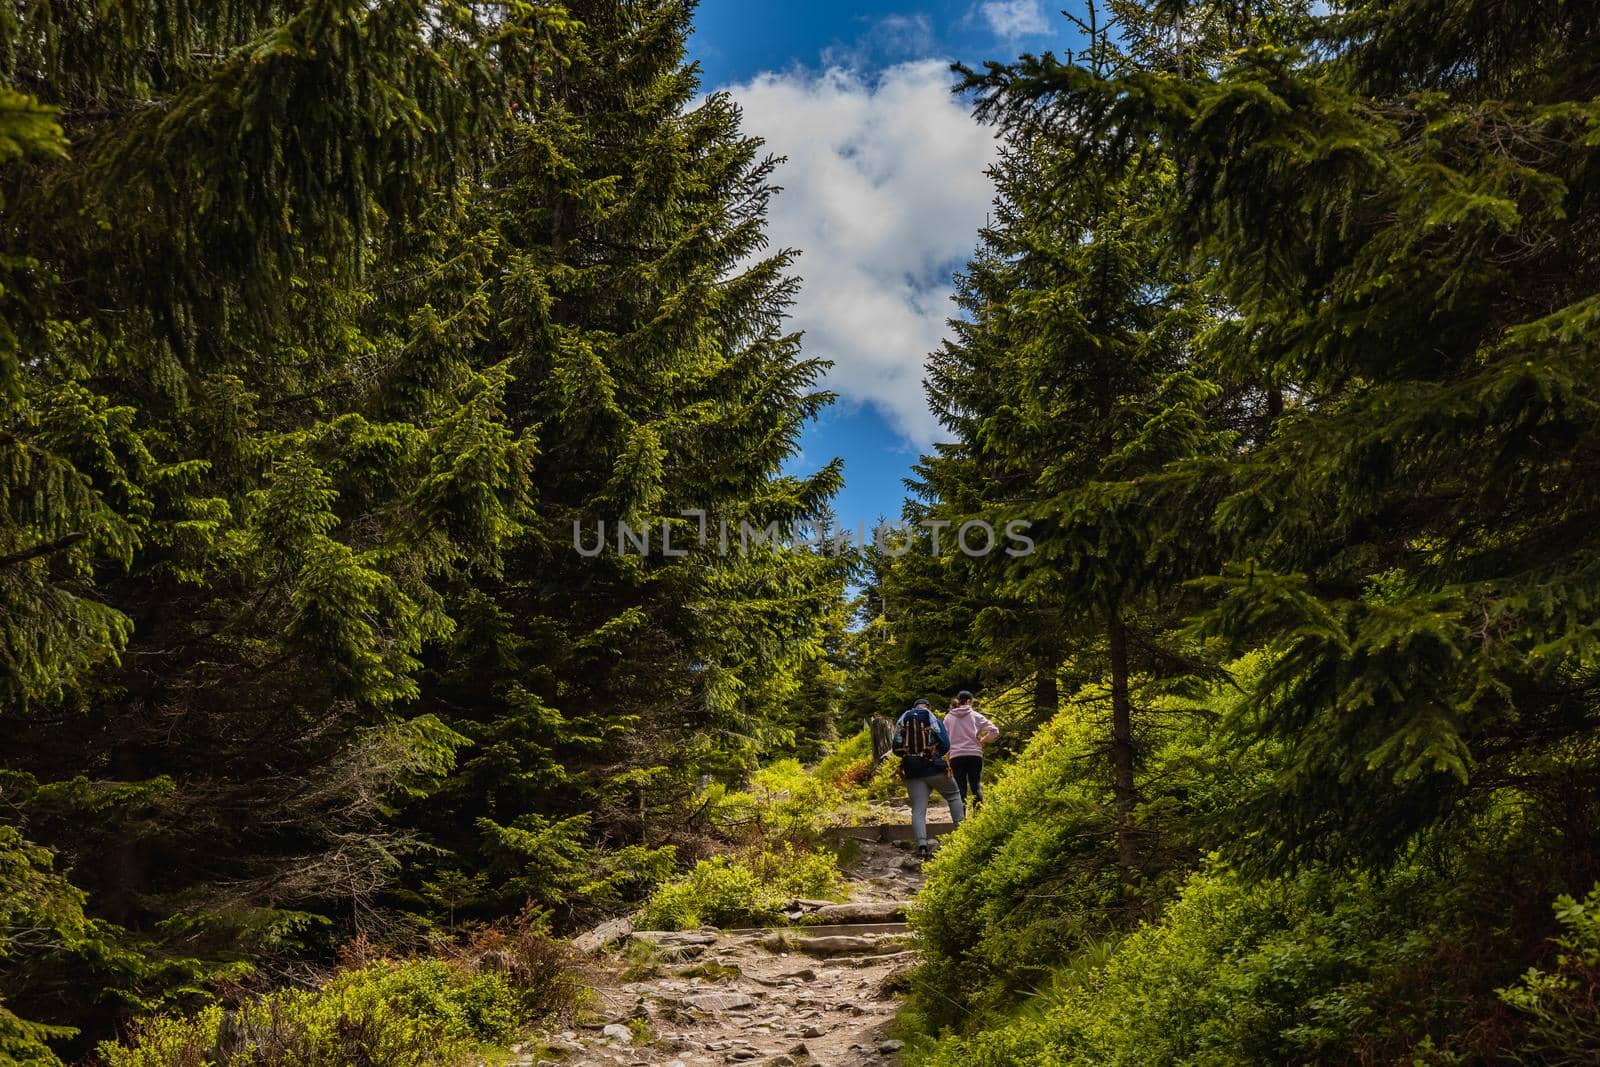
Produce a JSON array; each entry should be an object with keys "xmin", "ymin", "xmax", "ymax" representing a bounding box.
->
[
  {"xmin": 0, "ymin": 74, "xmax": 109, "ymax": 1067},
  {"xmin": 405, "ymin": 0, "xmax": 845, "ymax": 923},
  {"xmin": 919, "ymin": 110, "xmax": 1229, "ymax": 892},
  {"xmin": 964, "ymin": 0, "xmax": 1600, "ymax": 878},
  {"xmin": 0, "ymin": 0, "xmax": 562, "ymax": 1046}
]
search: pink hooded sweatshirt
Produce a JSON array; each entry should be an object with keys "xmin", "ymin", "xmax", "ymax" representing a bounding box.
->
[{"xmin": 944, "ymin": 703, "xmax": 998, "ymax": 758}]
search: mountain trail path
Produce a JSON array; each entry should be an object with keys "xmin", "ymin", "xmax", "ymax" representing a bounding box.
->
[{"xmin": 519, "ymin": 804, "xmax": 955, "ymax": 1067}]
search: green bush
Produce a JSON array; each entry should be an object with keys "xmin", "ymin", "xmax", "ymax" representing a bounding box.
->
[
  {"xmin": 1499, "ymin": 883, "xmax": 1600, "ymax": 1064},
  {"xmin": 457, "ymin": 912, "xmax": 591, "ymax": 1022},
  {"xmin": 469, "ymin": 812, "xmax": 678, "ymax": 922},
  {"xmin": 97, "ymin": 917, "xmax": 588, "ymax": 1067},
  {"xmin": 100, "ymin": 959, "xmax": 524, "ymax": 1066},
  {"xmin": 636, "ymin": 843, "xmax": 845, "ymax": 931},
  {"xmin": 912, "ymin": 678, "xmax": 1235, "ymax": 1022},
  {"xmin": 698, "ymin": 759, "xmax": 831, "ymax": 840},
  {"xmin": 638, "ymin": 856, "xmax": 768, "ymax": 931},
  {"xmin": 814, "ymin": 727, "xmax": 873, "ymax": 787},
  {"xmin": 922, "ymin": 866, "xmax": 1378, "ymax": 1066},
  {"xmin": 908, "ymin": 655, "xmax": 1299, "ymax": 1026},
  {"xmin": 698, "ymin": 730, "xmax": 897, "ymax": 841},
  {"xmin": 748, "ymin": 759, "xmax": 832, "ymax": 837},
  {"xmin": 749, "ymin": 841, "xmax": 846, "ymax": 901},
  {"xmin": 863, "ymin": 751, "xmax": 905, "ymax": 801},
  {"xmin": 909, "ymin": 650, "xmax": 1586, "ymax": 1065},
  {"xmin": 919, "ymin": 832, "xmax": 1573, "ymax": 1066},
  {"xmin": 1, "ymin": 827, "xmax": 89, "ymax": 1066}
]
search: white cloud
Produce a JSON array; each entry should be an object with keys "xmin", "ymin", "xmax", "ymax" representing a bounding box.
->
[
  {"xmin": 726, "ymin": 61, "xmax": 1000, "ymax": 446},
  {"xmin": 979, "ymin": 0, "xmax": 1052, "ymax": 39}
]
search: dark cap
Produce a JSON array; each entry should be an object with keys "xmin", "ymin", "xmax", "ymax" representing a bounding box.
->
[
  {"xmin": 913, "ymin": 697, "xmax": 932, "ymax": 708},
  {"xmin": 957, "ymin": 690, "xmax": 974, "ymax": 702}
]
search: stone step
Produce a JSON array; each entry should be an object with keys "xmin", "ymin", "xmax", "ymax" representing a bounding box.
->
[
  {"xmin": 822, "ymin": 822, "xmax": 954, "ymax": 844},
  {"xmin": 798, "ymin": 921, "xmax": 910, "ymax": 938},
  {"xmin": 811, "ymin": 900, "xmax": 908, "ymax": 924},
  {"xmin": 729, "ymin": 921, "xmax": 910, "ymax": 938},
  {"xmin": 630, "ymin": 929, "xmax": 720, "ymax": 945},
  {"xmin": 572, "ymin": 916, "xmax": 633, "ymax": 955},
  {"xmin": 762, "ymin": 932, "xmax": 911, "ymax": 957}
]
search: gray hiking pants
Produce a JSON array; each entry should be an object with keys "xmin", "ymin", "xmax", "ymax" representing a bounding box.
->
[{"xmin": 907, "ymin": 772, "xmax": 965, "ymax": 846}]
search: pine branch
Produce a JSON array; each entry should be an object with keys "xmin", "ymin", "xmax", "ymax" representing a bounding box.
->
[{"xmin": 0, "ymin": 533, "xmax": 88, "ymax": 569}]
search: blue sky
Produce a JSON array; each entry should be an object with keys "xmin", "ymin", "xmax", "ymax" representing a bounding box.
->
[{"xmin": 687, "ymin": 1, "xmax": 1087, "ymax": 529}]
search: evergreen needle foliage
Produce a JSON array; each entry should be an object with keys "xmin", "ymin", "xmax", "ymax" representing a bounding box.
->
[
  {"xmin": 0, "ymin": 1, "xmax": 847, "ymax": 1057},
  {"xmin": 890, "ymin": 0, "xmax": 1600, "ymax": 1061}
]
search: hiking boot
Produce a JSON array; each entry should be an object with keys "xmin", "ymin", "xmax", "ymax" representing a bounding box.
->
[{"xmin": 917, "ymin": 843, "xmax": 931, "ymax": 861}]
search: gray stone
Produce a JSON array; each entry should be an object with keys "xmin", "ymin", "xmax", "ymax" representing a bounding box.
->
[
  {"xmin": 632, "ymin": 929, "xmax": 719, "ymax": 946},
  {"xmin": 782, "ymin": 921, "xmax": 909, "ymax": 938},
  {"xmin": 879, "ymin": 1039, "xmax": 906, "ymax": 1054},
  {"xmin": 573, "ymin": 916, "xmax": 634, "ymax": 955},
  {"xmin": 659, "ymin": 943, "xmax": 709, "ymax": 963},
  {"xmin": 767, "ymin": 1047, "xmax": 816, "ymax": 1067},
  {"xmin": 602, "ymin": 1023, "xmax": 633, "ymax": 1044},
  {"xmin": 788, "ymin": 934, "xmax": 898, "ymax": 957},
  {"xmin": 681, "ymin": 990, "xmax": 757, "ymax": 1012},
  {"xmin": 812, "ymin": 901, "xmax": 908, "ymax": 923},
  {"xmin": 780, "ymin": 897, "xmax": 837, "ymax": 912},
  {"xmin": 584, "ymin": 993, "xmax": 644, "ymax": 1025}
]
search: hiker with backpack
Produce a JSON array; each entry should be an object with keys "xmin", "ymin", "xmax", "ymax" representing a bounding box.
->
[
  {"xmin": 893, "ymin": 697, "xmax": 964, "ymax": 860},
  {"xmin": 945, "ymin": 689, "xmax": 999, "ymax": 810}
]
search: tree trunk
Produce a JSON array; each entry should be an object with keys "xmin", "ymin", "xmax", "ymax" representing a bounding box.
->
[
  {"xmin": 1107, "ymin": 613, "xmax": 1138, "ymax": 895},
  {"xmin": 106, "ymin": 742, "xmax": 148, "ymax": 926},
  {"xmin": 869, "ymin": 716, "xmax": 895, "ymax": 767},
  {"xmin": 1261, "ymin": 382, "xmax": 1284, "ymax": 444},
  {"xmin": 1033, "ymin": 654, "xmax": 1060, "ymax": 726}
]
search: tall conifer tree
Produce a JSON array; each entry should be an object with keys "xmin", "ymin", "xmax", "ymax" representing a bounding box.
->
[
  {"xmin": 919, "ymin": 119, "xmax": 1228, "ymax": 891},
  {"xmin": 407, "ymin": 0, "xmax": 844, "ymax": 922},
  {"xmin": 0, "ymin": 0, "xmax": 564, "ymax": 1046},
  {"xmin": 965, "ymin": 0, "xmax": 1600, "ymax": 877}
]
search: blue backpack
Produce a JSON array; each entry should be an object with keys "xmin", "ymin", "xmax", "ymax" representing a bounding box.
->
[{"xmin": 893, "ymin": 707, "xmax": 946, "ymax": 778}]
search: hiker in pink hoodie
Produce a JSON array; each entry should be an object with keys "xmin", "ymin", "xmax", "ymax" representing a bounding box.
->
[{"xmin": 944, "ymin": 690, "xmax": 998, "ymax": 809}]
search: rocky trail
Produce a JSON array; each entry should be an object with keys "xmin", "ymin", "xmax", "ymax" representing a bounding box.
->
[{"xmin": 521, "ymin": 806, "xmax": 955, "ymax": 1067}]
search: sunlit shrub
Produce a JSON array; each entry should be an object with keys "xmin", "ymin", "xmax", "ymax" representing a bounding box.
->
[
  {"xmin": 864, "ymin": 752, "xmax": 904, "ymax": 800},
  {"xmin": 453, "ymin": 910, "xmax": 590, "ymax": 1022},
  {"xmin": 911, "ymin": 661, "xmax": 1268, "ymax": 1022},
  {"xmin": 698, "ymin": 760, "xmax": 826, "ymax": 841},
  {"xmin": 748, "ymin": 759, "xmax": 831, "ymax": 837},
  {"xmin": 749, "ymin": 841, "xmax": 846, "ymax": 900},
  {"xmin": 636, "ymin": 843, "xmax": 844, "ymax": 931},
  {"xmin": 100, "ymin": 908, "xmax": 590, "ymax": 1067},
  {"xmin": 919, "ymin": 835, "xmax": 1567, "ymax": 1066},
  {"xmin": 699, "ymin": 732, "xmax": 890, "ymax": 841},
  {"xmin": 908, "ymin": 654, "xmax": 1585, "ymax": 1065},
  {"xmin": 911, "ymin": 700, "xmax": 1141, "ymax": 1021},
  {"xmin": 100, "ymin": 960, "xmax": 523, "ymax": 1067},
  {"xmin": 814, "ymin": 727, "xmax": 873, "ymax": 787}
]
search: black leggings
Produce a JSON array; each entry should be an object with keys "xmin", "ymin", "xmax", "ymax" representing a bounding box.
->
[{"xmin": 950, "ymin": 755, "xmax": 985, "ymax": 807}]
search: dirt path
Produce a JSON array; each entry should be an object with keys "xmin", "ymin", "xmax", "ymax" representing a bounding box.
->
[{"xmin": 521, "ymin": 812, "xmax": 952, "ymax": 1067}]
